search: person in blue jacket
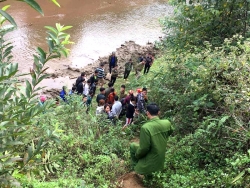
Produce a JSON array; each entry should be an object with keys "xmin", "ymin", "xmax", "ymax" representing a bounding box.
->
[
  {"xmin": 109, "ymin": 52, "xmax": 118, "ymax": 74},
  {"xmin": 59, "ymin": 86, "xmax": 67, "ymax": 101}
]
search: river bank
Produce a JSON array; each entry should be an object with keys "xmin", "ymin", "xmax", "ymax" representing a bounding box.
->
[
  {"xmin": 6, "ymin": 0, "xmax": 172, "ymax": 75},
  {"xmin": 41, "ymin": 40, "xmax": 158, "ymax": 98}
]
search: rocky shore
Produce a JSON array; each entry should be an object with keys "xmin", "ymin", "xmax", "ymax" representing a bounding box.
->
[{"xmin": 43, "ymin": 40, "xmax": 158, "ymax": 98}]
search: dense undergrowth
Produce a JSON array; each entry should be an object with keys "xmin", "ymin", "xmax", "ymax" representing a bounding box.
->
[
  {"xmin": 18, "ymin": 94, "xmax": 137, "ymax": 187},
  {"xmin": 21, "ymin": 36, "xmax": 250, "ymax": 188},
  {"xmin": 1, "ymin": 0, "xmax": 250, "ymax": 187},
  {"xmin": 130, "ymin": 36, "xmax": 250, "ymax": 187}
]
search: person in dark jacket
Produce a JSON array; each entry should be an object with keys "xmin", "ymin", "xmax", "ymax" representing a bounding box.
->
[
  {"xmin": 89, "ymin": 79, "xmax": 98, "ymax": 96},
  {"xmin": 137, "ymin": 87, "xmax": 147, "ymax": 113},
  {"xmin": 110, "ymin": 65, "xmax": 119, "ymax": 85},
  {"xmin": 124, "ymin": 90, "xmax": 135, "ymax": 106},
  {"xmin": 76, "ymin": 78, "xmax": 85, "ymax": 95},
  {"xmin": 123, "ymin": 97, "xmax": 136, "ymax": 129},
  {"xmin": 90, "ymin": 70, "xmax": 98, "ymax": 86},
  {"xmin": 75, "ymin": 72, "xmax": 86, "ymax": 87},
  {"xmin": 105, "ymin": 82, "xmax": 113, "ymax": 99},
  {"xmin": 144, "ymin": 53, "xmax": 154, "ymax": 74},
  {"xmin": 124, "ymin": 59, "xmax": 133, "ymax": 80},
  {"xmin": 96, "ymin": 87, "xmax": 106, "ymax": 104},
  {"xmin": 108, "ymin": 52, "xmax": 118, "ymax": 74}
]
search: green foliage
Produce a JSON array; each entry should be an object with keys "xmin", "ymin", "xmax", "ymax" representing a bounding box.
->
[
  {"xmin": 24, "ymin": 95, "xmax": 131, "ymax": 187},
  {"xmin": 161, "ymin": 0, "xmax": 250, "ymax": 50},
  {"xmin": 0, "ymin": 1, "xmax": 73, "ymax": 186},
  {"xmin": 138, "ymin": 35, "xmax": 250, "ymax": 187}
]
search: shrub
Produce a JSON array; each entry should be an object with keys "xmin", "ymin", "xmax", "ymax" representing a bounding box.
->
[{"xmin": 0, "ymin": 1, "xmax": 72, "ymax": 186}]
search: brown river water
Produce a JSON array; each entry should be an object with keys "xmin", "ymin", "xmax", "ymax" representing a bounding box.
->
[{"xmin": 2, "ymin": 0, "xmax": 173, "ymax": 90}]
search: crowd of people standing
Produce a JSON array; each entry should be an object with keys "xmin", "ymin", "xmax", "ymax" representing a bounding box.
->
[{"xmin": 55, "ymin": 52, "xmax": 154, "ymax": 128}]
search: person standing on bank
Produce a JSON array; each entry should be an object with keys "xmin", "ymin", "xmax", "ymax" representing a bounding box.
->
[
  {"xmin": 76, "ymin": 78, "xmax": 85, "ymax": 95},
  {"xmin": 96, "ymin": 63, "xmax": 105, "ymax": 87},
  {"xmin": 109, "ymin": 52, "xmax": 118, "ymax": 74},
  {"xmin": 130, "ymin": 103, "xmax": 174, "ymax": 176},
  {"xmin": 124, "ymin": 59, "xmax": 133, "ymax": 80},
  {"xmin": 111, "ymin": 65, "xmax": 119, "ymax": 85},
  {"xmin": 75, "ymin": 72, "xmax": 86, "ymax": 87},
  {"xmin": 144, "ymin": 53, "xmax": 154, "ymax": 74},
  {"xmin": 135, "ymin": 59, "xmax": 145, "ymax": 79},
  {"xmin": 90, "ymin": 70, "xmax": 98, "ymax": 86}
]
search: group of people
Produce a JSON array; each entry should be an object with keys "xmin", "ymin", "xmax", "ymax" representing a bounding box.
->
[
  {"xmin": 52, "ymin": 51, "xmax": 174, "ymax": 177},
  {"xmin": 108, "ymin": 52, "xmax": 155, "ymax": 84},
  {"xmin": 68, "ymin": 72, "xmax": 148, "ymax": 128},
  {"xmin": 56, "ymin": 52, "xmax": 153, "ymax": 125}
]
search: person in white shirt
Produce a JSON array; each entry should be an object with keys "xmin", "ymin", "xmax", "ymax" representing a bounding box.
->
[
  {"xmin": 112, "ymin": 95, "xmax": 122, "ymax": 118},
  {"xmin": 96, "ymin": 99, "xmax": 105, "ymax": 115},
  {"xmin": 83, "ymin": 79, "xmax": 91, "ymax": 96}
]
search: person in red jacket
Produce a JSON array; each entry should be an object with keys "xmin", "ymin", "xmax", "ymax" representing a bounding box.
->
[{"xmin": 106, "ymin": 88, "xmax": 116, "ymax": 105}]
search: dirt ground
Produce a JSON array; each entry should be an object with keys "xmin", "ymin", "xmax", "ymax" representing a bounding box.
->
[{"xmin": 118, "ymin": 172, "xmax": 145, "ymax": 188}]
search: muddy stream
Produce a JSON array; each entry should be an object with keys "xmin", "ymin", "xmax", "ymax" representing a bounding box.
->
[{"xmin": 3, "ymin": 0, "xmax": 172, "ymax": 93}]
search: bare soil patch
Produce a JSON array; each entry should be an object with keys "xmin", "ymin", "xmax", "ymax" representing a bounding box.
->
[{"xmin": 118, "ymin": 172, "xmax": 145, "ymax": 188}]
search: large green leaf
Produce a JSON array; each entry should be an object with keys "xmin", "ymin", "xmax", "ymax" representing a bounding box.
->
[
  {"xmin": 44, "ymin": 26, "xmax": 58, "ymax": 34},
  {"xmin": 232, "ymin": 170, "xmax": 245, "ymax": 183},
  {"xmin": 0, "ymin": 5, "xmax": 10, "ymax": 25},
  {"xmin": 60, "ymin": 25, "xmax": 72, "ymax": 31},
  {"xmin": 2, "ymin": 5, "xmax": 10, "ymax": 11},
  {"xmin": 37, "ymin": 47, "xmax": 46, "ymax": 64},
  {"xmin": 19, "ymin": 0, "xmax": 44, "ymax": 16},
  {"xmin": 0, "ymin": 9, "xmax": 17, "ymax": 27}
]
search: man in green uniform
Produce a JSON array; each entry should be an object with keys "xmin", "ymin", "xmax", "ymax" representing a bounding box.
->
[{"xmin": 130, "ymin": 103, "xmax": 173, "ymax": 175}]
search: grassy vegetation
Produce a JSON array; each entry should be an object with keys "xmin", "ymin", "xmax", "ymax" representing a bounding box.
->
[{"xmin": 2, "ymin": 0, "xmax": 250, "ymax": 187}]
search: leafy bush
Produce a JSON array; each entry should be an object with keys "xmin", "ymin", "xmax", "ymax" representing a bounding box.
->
[
  {"xmin": 25, "ymin": 95, "xmax": 131, "ymax": 187},
  {"xmin": 0, "ymin": 1, "xmax": 73, "ymax": 186},
  {"xmin": 160, "ymin": 0, "xmax": 250, "ymax": 50},
  {"xmin": 139, "ymin": 36, "xmax": 250, "ymax": 187}
]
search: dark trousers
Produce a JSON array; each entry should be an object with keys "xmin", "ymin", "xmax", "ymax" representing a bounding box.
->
[
  {"xmin": 109, "ymin": 65, "xmax": 115, "ymax": 74},
  {"xmin": 144, "ymin": 64, "xmax": 150, "ymax": 74},
  {"xmin": 111, "ymin": 76, "xmax": 117, "ymax": 85},
  {"xmin": 124, "ymin": 70, "xmax": 131, "ymax": 79}
]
